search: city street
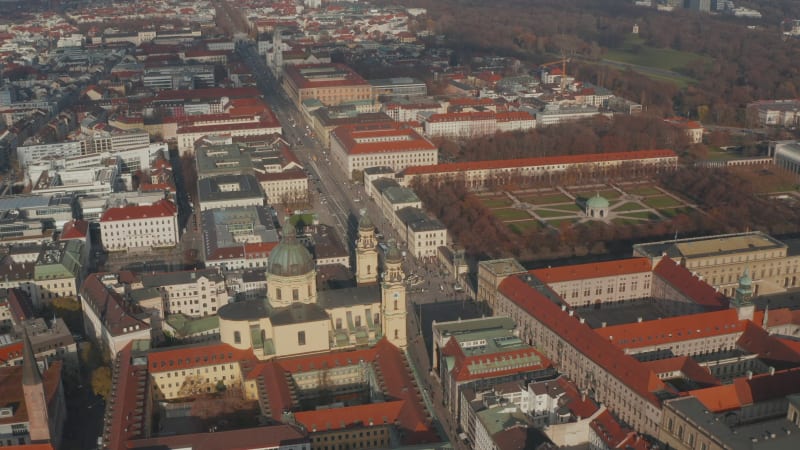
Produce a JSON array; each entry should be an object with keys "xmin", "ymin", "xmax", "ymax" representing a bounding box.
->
[{"xmin": 239, "ymin": 42, "xmax": 476, "ymax": 447}]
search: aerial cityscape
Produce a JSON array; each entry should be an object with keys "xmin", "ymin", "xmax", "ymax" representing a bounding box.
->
[{"xmin": 1, "ymin": 0, "xmax": 800, "ymax": 449}]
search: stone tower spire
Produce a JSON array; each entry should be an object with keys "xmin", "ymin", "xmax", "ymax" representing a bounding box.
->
[
  {"xmin": 381, "ymin": 240, "xmax": 407, "ymax": 348},
  {"xmin": 732, "ymin": 268, "xmax": 755, "ymax": 321},
  {"xmin": 22, "ymin": 332, "xmax": 51, "ymax": 443},
  {"xmin": 355, "ymin": 211, "xmax": 378, "ymax": 286}
]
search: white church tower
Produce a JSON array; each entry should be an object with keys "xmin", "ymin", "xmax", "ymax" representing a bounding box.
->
[{"xmin": 381, "ymin": 240, "xmax": 407, "ymax": 348}]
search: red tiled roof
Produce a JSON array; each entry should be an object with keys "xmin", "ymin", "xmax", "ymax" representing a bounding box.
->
[
  {"xmin": 426, "ymin": 111, "xmax": 494, "ymax": 123},
  {"xmin": 0, "ymin": 341, "xmax": 23, "ymax": 364},
  {"xmin": 125, "ymin": 424, "xmax": 308, "ymax": 449},
  {"xmin": 7, "ymin": 289, "xmax": 34, "ymax": 324},
  {"xmin": 148, "ymin": 343, "xmax": 254, "ymax": 374},
  {"xmin": 590, "ymin": 410, "xmax": 650, "ymax": 450},
  {"xmin": 403, "ymin": 150, "xmax": 678, "ymax": 176},
  {"xmin": 532, "ymin": 258, "xmax": 652, "ymax": 284},
  {"xmin": 498, "ymin": 275, "xmax": 666, "ymax": 406},
  {"xmin": 689, "ymin": 368, "xmax": 800, "ymax": 412},
  {"xmin": 441, "ymin": 337, "xmax": 551, "ymax": 382},
  {"xmin": 60, "ymin": 219, "xmax": 89, "ymax": 240},
  {"xmin": 653, "ymin": 258, "xmax": 727, "ymax": 309},
  {"xmin": 100, "ymin": 199, "xmax": 177, "ymax": 222},
  {"xmin": 595, "ymin": 309, "xmax": 756, "ymax": 350},
  {"xmin": 556, "ymin": 376, "xmax": 600, "ymax": 418},
  {"xmin": 641, "ymin": 356, "xmax": 720, "ymax": 387},
  {"xmin": 295, "ymin": 400, "xmax": 405, "ymax": 432},
  {"xmin": 736, "ymin": 321, "xmax": 800, "ymax": 365},
  {"xmin": 105, "ymin": 344, "xmax": 148, "ymax": 450},
  {"xmin": 277, "ymin": 346, "xmax": 377, "ymax": 373},
  {"xmin": 331, "ymin": 122, "xmax": 436, "ymax": 155}
]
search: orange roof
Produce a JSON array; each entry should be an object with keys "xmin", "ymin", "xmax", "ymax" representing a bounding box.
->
[
  {"xmin": 60, "ymin": 219, "xmax": 89, "ymax": 240},
  {"xmin": 148, "ymin": 343, "xmax": 254, "ymax": 374},
  {"xmin": 737, "ymin": 321, "xmax": 800, "ymax": 365},
  {"xmin": 331, "ymin": 122, "xmax": 436, "ymax": 155},
  {"xmin": 295, "ymin": 400, "xmax": 405, "ymax": 432},
  {"xmin": 642, "ymin": 356, "xmax": 719, "ymax": 387},
  {"xmin": 426, "ymin": 111, "xmax": 494, "ymax": 123},
  {"xmin": 498, "ymin": 275, "xmax": 667, "ymax": 406},
  {"xmin": 403, "ymin": 149, "xmax": 677, "ymax": 176},
  {"xmin": 595, "ymin": 309, "xmax": 753, "ymax": 350},
  {"xmin": 689, "ymin": 384, "xmax": 740, "ymax": 412},
  {"xmin": 277, "ymin": 346, "xmax": 377, "ymax": 373},
  {"xmin": 0, "ymin": 341, "xmax": 23, "ymax": 364},
  {"xmin": 441, "ymin": 337, "xmax": 551, "ymax": 382},
  {"xmin": 590, "ymin": 410, "xmax": 650, "ymax": 450},
  {"xmin": 532, "ymin": 258, "xmax": 651, "ymax": 284},
  {"xmin": 100, "ymin": 199, "xmax": 177, "ymax": 222},
  {"xmin": 653, "ymin": 258, "xmax": 727, "ymax": 309},
  {"xmin": 689, "ymin": 368, "xmax": 800, "ymax": 412}
]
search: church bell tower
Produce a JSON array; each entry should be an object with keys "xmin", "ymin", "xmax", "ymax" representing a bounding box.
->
[
  {"xmin": 381, "ymin": 240, "xmax": 407, "ymax": 348},
  {"xmin": 356, "ymin": 212, "xmax": 378, "ymax": 286}
]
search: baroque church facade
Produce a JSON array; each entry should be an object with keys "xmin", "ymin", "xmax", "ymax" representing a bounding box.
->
[{"xmin": 218, "ymin": 214, "xmax": 407, "ymax": 359}]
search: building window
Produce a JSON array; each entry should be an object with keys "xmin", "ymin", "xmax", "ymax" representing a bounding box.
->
[
  {"xmin": 355, "ymin": 316, "xmax": 362, "ymax": 327},
  {"xmin": 293, "ymin": 288, "xmax": 299, "ymax": 301},
  {"xmin": 298, "ymin": 331, "xmax": 306, "ymax": 346},
  {"xmin": 276, "ymin": 288, "xmax": 282, "ymax": 301},
  {"xmin": 234, "ymin": 331, "xmax": 241, "ymax": 344},
  {"xmin": 336, "ymin": 318, "xmax": 342, "ymax": 329},
  {"xmin": 394, "ymin": 329, "xmax": 399, "ymax": 340}
]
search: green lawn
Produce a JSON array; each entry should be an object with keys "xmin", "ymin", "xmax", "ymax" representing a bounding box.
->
[
  {"xmin": 535, "ymin": 208, "xmax": 575, "ymax": 219},
  {"xmin": 643, "ymin": 196, "xmax": 683, "ymax": 209},
  {"xmin": 625, "ymin": 186, "xmax": 663, "ymax": 196},
  {"xmin": 575, "ymin": 190, "xmax": 621, "ymax": 200},
  {"xmin": 604, "ymin": 36, "xmax": 708, "ymax": 72},
  {"xmin": 545, "ymin": 203, "xmax": 582, "ymax": 212},
  {"xmin": 614, "ymin": 202, "xmax": 646, "ymax": 212},
  {"xmin": 508, "ymin": 220, "xmax": 540, "ymax": 234},
  {"xmin": 480, "ymin": 197, "xmax": 513, "ymax": 208},
  {"xmin": 493, "ymin": 208, "xmax": 531, "ymax": 221},
  {"xmin": 617, "ymin": 211, "xmax": 660, "ymax": 220},
  {"xmin": 521, "ymin": 193, "xmax": 572, "ymax": 205}
]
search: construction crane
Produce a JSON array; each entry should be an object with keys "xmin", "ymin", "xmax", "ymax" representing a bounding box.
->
[{"xmin": 538, "ymin": 54, "xmax": 571, "ymax": 94}]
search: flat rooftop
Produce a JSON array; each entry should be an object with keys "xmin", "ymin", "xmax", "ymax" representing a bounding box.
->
[
  {"xmin": 668, "ymin": 396, "xmax": 800, "ymax": 450},
  {"xmin": 634, "ymin": 232, "xmax": 787, "ymax": 260}
]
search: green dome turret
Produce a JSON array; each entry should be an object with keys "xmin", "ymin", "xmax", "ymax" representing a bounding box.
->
[
  {"xmin": 586, "ymin": 194, "xmax": 610, "ymax": 209},
  {"xmin": 358, "ymin": 210, "xmax": 374, "ymax": 231},
  {"xmin": 385, "ymin": 239, "xmax": 402, "ymax": 263},
  {"xmin": 268, "ymin": 220, "xmax": 315, "ymax": 277}
]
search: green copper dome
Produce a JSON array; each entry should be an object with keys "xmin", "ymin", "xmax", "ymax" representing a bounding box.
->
[
  {"xmin": 738, "ymin": 268, "xmax": 752, "ymax": 287},
  {"xmin": 358, "ymin": 211, "xmax": 374, "ymax": 231},
  {"xmin": 268, "ymin": 221, "xmax": 315, "ymax": 277},
  {"xmin": 385, "ymin": 239, "xmax": 402, "ymax": 263},
  {"xmin": 586, "ymin": 194, "xmax": 610, "ymax": 209}
]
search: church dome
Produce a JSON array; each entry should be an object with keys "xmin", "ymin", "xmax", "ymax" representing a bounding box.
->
[
  {"xmin": 586, "ymin": 194, "xmax": 610, "ymax": 209},
  {"xmin": 385, "ymin": 240, "xmax": 402, "ymax": 263},
  {"xmin": 358, "ymin": 212, "xmax": 374, "ymax": 231},
  {"xmin": 738, "ymin": 268, "xmax": 752, "ymax": 287},
  {"xmin": 268, "ymin": 222, "xmax": 315, "ymax": 277}
]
